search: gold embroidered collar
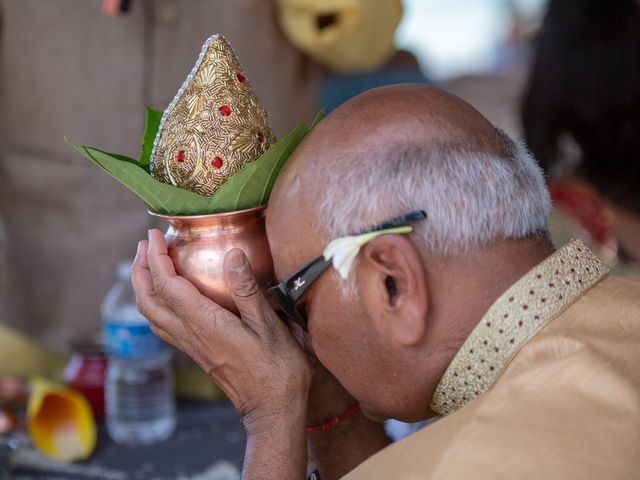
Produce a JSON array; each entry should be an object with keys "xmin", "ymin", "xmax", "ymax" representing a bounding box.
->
[{"xmin": 429, "ymin": 239, "xmax": 608, "ymax": 416}]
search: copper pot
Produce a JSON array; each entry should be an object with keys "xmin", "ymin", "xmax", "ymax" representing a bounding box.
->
[{"xmin": 149, "ymin": 206, "xmax": 275, "ymax": 313}]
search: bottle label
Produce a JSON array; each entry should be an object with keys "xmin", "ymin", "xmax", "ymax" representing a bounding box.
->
[{"xmin": 104, "ymin": 320, "xmax": 165, "ymax": 359}]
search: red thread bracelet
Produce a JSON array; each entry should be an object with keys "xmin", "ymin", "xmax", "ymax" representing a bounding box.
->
[{"xmin": 306, "ymin": 403, "xmax": 361, "ymax": 433}]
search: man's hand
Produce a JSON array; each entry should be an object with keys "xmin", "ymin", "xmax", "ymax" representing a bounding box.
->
[{"xmin": 132, "ymin": 229, "xmax": 311, "ymax": 479}]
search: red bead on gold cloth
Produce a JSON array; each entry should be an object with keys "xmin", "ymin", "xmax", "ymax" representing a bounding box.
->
[
  {"xmin": 212, "ymin": 156, "xmax": 224, "ymax": 169},
  {"xmin": 176, "ymin": 150, "xmax": 186, "ymax": 162},
  {"xmin": 236, "ymin": 73, "xmax": 246, "ymax": 83},
  {"xmin": 219, "ymin": 105, "xmax": 232, "ymax": 117}
]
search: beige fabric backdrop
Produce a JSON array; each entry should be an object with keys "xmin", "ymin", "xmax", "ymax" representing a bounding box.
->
[{"xmin": 0, "ymin": 0, "xmax": 319, "ymax": 352}]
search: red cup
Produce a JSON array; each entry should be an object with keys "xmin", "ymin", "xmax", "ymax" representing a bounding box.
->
[{"xmin": 63, "ymin": 343, "xmax": 108, "ymax": 418}]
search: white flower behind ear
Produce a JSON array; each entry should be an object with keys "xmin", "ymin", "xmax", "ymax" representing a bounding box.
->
[
  {"xmin": 323, "ymin": 236, "xmax": 361, "ymax": 279},
  {"xmin": 322, "ymin": 226, "xmax": 413, "ymax": 279}
]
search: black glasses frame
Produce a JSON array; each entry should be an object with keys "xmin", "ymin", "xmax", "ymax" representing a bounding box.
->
[{"xmin": 268, "ymin": 210, "xmax": 427, "ymax": 331}]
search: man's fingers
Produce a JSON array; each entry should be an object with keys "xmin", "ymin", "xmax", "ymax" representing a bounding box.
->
[
  {"xmin": 132, "ymin": 238, "xmax": 168, "ymax": 317},
  {"xmin": 133, "ymin": 238, "xmax": 149, "ymax": 269},
  {"xmin": 145, "ymin": 230, "xmax": 233, "ymax": 339},
  {"xmin": 224, "ymin": 249, "xmax": 278, "ymax": 334},
  {"xmin": 147, "ymin": 319, "xmax": 178, "ymax": 346},
  {"xmin": 147, "ymin": 229, "xmax": 179, "ymax": 286},
  {"xmin": 132, "ymin": 238, "xmax": 188, "ymax": 336},
  {"xmin": 146, "ymin": 229, "xmax": 202, "ymax": 307},
  {"xmin": 132, "ymin": 240, "xmax": 154, "ymax": 304}
]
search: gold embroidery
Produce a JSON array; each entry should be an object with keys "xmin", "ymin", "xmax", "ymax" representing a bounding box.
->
[
  {"xmin": 151, "ymin": 35, "xmax": 276, "ymax": 197},
  {"xmin": 430, "ymin": 240, "xmax": 609, "ymax": 416}
]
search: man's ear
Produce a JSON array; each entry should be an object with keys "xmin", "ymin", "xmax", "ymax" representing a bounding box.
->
[{"xmin": 358, "ymin": 235, "xmax": 428, "ymax": 347}]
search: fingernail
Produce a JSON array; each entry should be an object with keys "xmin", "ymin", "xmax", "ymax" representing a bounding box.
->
[
  {"xmin": 228, "ymin": 250, "xmax": 247, "ymax": 272},
  {"xmin": 147, "ymin": 230, "xmax": 154, "ymax": 248}
]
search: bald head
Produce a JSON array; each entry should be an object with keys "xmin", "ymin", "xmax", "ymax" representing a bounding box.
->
[
  {"xmin": 321, "ymin": 84, "xmax": 504, "ymax": 147},
  {"xmin": 268, "ymin": 84, "xmax": 550, "ymax": 277},
  {"xmin": 277, "ymin": 85, "xmax": 510, "ymax": 188}
]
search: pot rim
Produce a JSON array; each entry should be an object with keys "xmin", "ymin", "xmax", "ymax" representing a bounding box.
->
[{"xmin": 148, "ymin": 204, "xmax": 266, "ymax": 221}]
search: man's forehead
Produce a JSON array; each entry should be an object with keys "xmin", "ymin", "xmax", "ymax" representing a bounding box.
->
[{"xmin": 266, "ymin": 197, "xmax": 326, "ymax": 281}]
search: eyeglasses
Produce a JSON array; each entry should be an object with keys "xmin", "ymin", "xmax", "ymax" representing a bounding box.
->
[{"xmin": 268, "ymin": 210, "xmax": 427, "ymax": 331}]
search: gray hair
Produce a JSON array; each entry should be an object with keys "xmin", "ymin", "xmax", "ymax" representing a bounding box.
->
[{"xmin": 316, "ymin": 129, "xmax": 551, "ymax": 266}]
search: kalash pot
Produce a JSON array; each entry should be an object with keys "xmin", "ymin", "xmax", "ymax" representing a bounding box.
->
[{"xmin": 149, "ymin": 206, "xmax": 275, "ymax": 313}]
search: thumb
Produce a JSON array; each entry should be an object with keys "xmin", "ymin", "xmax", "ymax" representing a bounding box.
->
[{"xmin": 223, "ymin": 248, "xmax": 276, "ymax": 333}]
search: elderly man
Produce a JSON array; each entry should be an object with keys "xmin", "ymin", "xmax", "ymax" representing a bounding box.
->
[{"xmin": 132, "ymin": 85, "xmax": 640, "ymax": 480}]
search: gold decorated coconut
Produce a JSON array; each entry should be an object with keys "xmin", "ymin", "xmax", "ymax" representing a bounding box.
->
[{"xmin": 150, "ymin": 35, "xmax": 277, "ymax": 197}]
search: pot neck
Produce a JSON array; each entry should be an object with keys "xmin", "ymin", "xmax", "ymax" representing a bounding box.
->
[{"xmin": 159, "ymin": 207, "xmax": 267, "ymax": 235}]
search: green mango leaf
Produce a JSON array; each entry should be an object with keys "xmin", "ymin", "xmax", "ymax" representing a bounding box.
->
[
  {"xmin": 65, "ymin": 138, "xmax": 212, "ymax": 215},
  {"xmin": 138, "ymin": 107, "xmax": 163, "ymax": 171},
  {"xmin": 310, "ymin": 107, "xmax": 325, "ymax": 129},
  {"xmin": 206, "ymin": 123, "xmax": 310, "ymax": 212},
  {"xmin": 67, "ymin": 111, "xmax": 319, "ymax": 216}
]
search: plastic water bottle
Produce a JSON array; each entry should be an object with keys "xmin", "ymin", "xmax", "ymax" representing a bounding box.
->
[{"xmin": 102, "ymin": 261, "xmax": 176, "ymax": 445}]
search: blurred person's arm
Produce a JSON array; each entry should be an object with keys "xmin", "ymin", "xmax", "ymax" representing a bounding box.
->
[
  {"xmin": 0, "ymin": 376, "xmax": 27, "ymax": 433},
  {"xmin": 612, "ymin": 204, "xmax": 640, "ymax": 264}
]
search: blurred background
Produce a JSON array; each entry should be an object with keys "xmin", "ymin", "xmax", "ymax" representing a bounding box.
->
[{"xmin": 0, "ymin": 0, "xmax": 638, "ymax": 476}]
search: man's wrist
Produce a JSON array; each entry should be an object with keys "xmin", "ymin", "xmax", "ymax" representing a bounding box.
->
[
  {"xmin": 243, "ymin": 393, "xmax": 309, "ymax": 437},
  {"xmin": 242, "ymin": 396, "xmax": 309, "ymax": 480}
]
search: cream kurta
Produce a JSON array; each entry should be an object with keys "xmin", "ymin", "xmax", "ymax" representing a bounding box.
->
[{"xmin": 345, "ymin": 240, "xmax": 640, "ymax": 479}]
